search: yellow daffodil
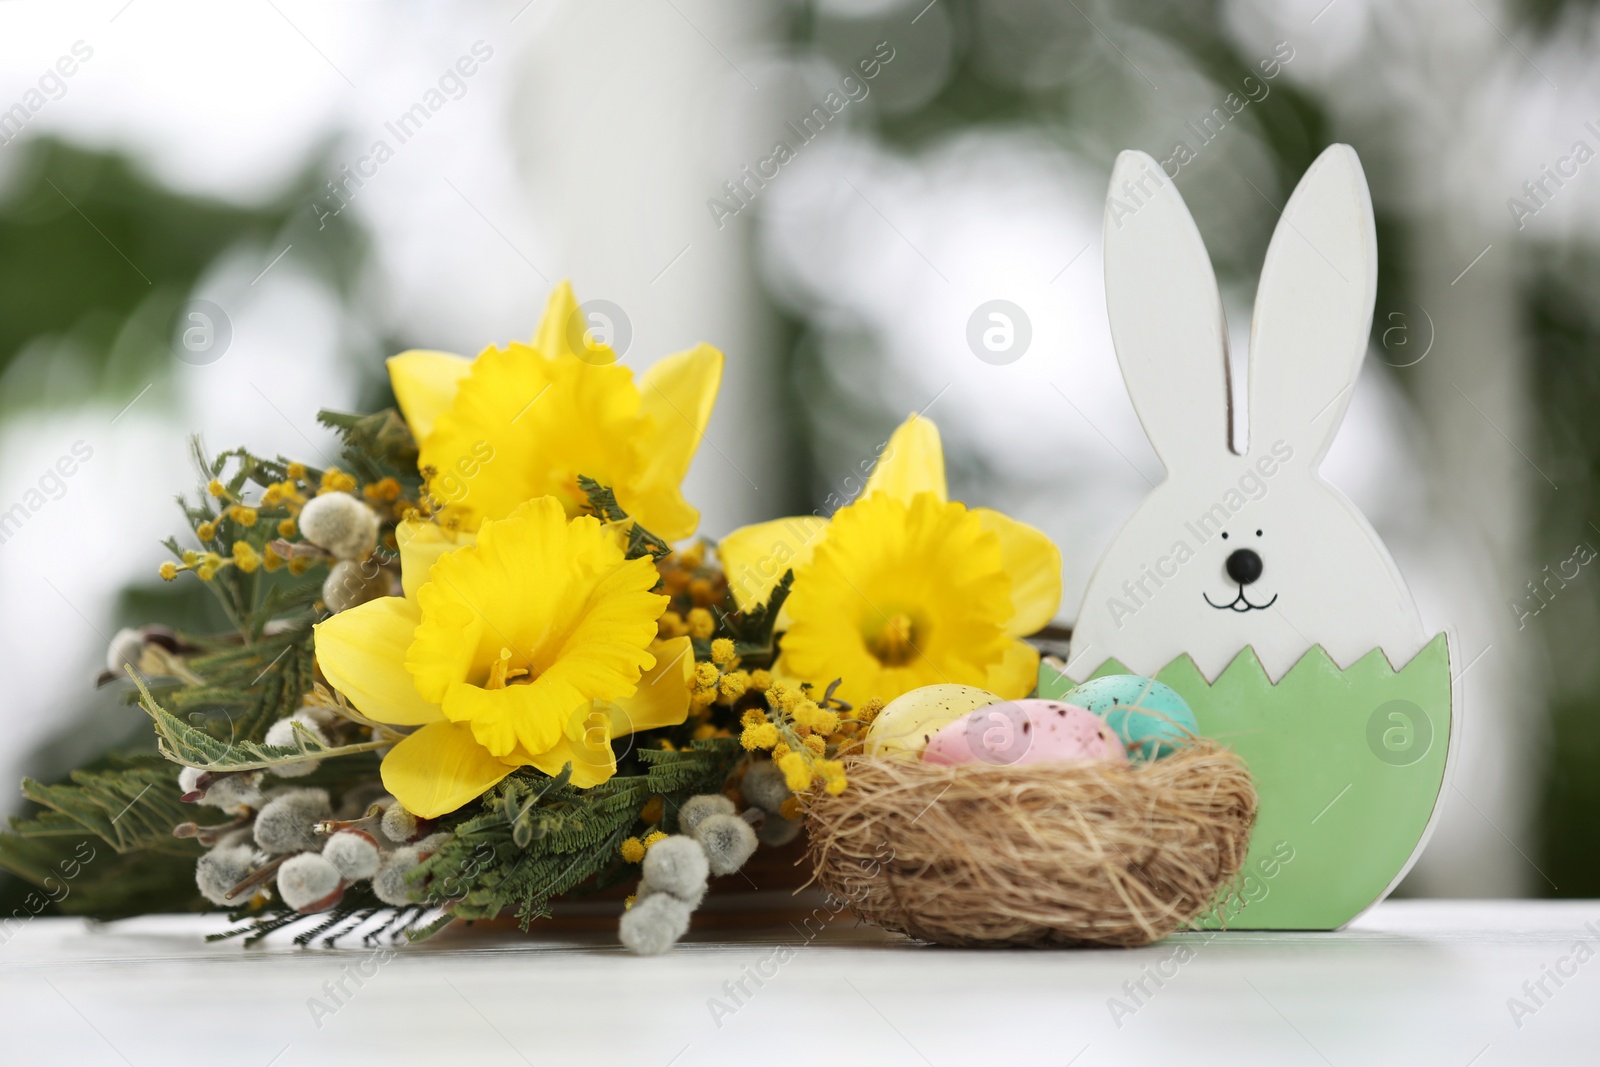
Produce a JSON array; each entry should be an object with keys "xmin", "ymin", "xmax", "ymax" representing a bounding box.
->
[
  {"xmin": 313, "ymin": 497, "xmax": 694, "ymax": 817},
  {"xmin": 719, "ymin": 416, "xmax": 1061, "ymax": 704},
  {"xmin": 387, "ymin": 281, "xmax": 723, "ymax": 541}
]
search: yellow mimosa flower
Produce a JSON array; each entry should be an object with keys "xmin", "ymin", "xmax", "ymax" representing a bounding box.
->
[
  {"xmin": 387, "ymin": 281, "xmax": 723, "ymax": 541},
  {"xmin": 719, "ymin": 416, "xmax": 1061, "ymax": 704},
  {"xmin": 313, "ymin": 497, "xmax": 694, "ymax": 817}
]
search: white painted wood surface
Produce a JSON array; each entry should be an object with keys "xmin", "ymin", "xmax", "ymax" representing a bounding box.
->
[{"xmin": 3, "ymin": 900, "xmax": 1594, "ymax": 1065}]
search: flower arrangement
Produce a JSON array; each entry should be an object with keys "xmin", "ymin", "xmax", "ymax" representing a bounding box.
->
[{"xmin": 0, "ymin": 281, "xmax": 1069, "ymax": 953}]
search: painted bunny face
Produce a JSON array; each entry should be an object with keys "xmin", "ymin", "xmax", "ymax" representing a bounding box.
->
[{"xmin": 1069, "ymin": 145, "xmax": 1428, "ymax": 681}]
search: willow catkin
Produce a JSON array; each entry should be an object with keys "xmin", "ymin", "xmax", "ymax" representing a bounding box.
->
[{"xmin": 805, "ymin": 740, "xmax": 1257, "ymax": 948}]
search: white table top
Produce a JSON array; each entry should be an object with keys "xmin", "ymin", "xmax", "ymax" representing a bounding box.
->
[{"xmin": 3, "ymin": 899, "xmax": 1595, "ymax": 1065}]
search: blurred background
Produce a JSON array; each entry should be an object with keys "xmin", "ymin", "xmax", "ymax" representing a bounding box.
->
[{"xmin": 0, "ymin": 0, "xmax": 1595, "ymax": 903}]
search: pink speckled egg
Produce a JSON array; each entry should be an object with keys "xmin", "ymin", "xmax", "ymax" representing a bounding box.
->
[{"xmin": 922, "ymin": 700, "xmax": 1130, "ymax": 767}]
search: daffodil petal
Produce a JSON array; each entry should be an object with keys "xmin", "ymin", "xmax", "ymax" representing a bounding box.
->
[
  {"xmin": 610, "ymin": 636, "xmax": 693, "ymax": 734},
  {"xmin": 533, "ymin": 280, "xmax": 580, "ymax": 359},
  {"xmin": 380, "ymin": 719, "xmax": 514, "ymax": 819},
  {"xmin": 862, "ymin": 414, "xmax": 947, "ymax": 504},
  {"xmin": 522, "ymin": 729, "xmax": 617, "ymax": 789},
  {"xmin": 614, "ymin": 480, "xmax": 700, "ymax": 546},
  {"xmin": 420, "ymin": 340, "xmax": 639, "ymax": 531},
  {"xmin": 387, "ymin": 350, "xmax": 472, "ymax": 442},
  {"xmin": 411, "ymin": 280, "xmax": 717, "ymax": 540},
  {"xmin": 406, "ymin": 588, "xmax": 485, "ymax": 706},
  {"xmin": 639, "ymin": 344, "xmax": 724, "ymax": 489},
  {"xmin": 717, "ymin": 515, "xmax": 829, "ymax": 612},
  {"xmin": 972, "ymin": 508, "xmax": 1062, "ymax": 636},
  {"xmin": 985, "ymin": 639, "xmax": 1040, "ymax": 700},
  {"xmin": 314, "ymin": 597, "xmax": 441, "ymax": 725},
  {"xmin": 396, "ymin": 520, "xmax": 476, "ymax": 602}
]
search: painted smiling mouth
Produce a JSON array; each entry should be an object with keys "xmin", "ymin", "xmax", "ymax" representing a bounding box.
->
[{"xmin": 1204, "ymin": 586, "xmax": 1279, "ymax": 612}]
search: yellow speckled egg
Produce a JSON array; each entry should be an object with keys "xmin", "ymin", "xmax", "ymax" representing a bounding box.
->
[{"xmin": 865, "ymin": 684, "xmax": 1004, "ymax": 760}]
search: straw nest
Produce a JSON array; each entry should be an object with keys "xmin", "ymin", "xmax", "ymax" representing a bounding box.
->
[{"xmin": 805, "ymin": 740, "xmax": 1257, "ymax": 948}]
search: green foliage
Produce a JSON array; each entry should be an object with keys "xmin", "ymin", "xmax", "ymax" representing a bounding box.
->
[
  {"xmin": 0, "ymin": 139, "xmax": 365, "ymax": 415},
  {"xmin": 16, "ymin": 755, "xmax": 208, "ymax": 856},
  {"xmin": 0, "ymin": 832, "xmax": 205, "ymax": 920},
  {"xmin": 713, "ymin": 569, "xmax": 793, "ymax": 667},
  {"xmin": 148, "ymin": 440, "xmax": 325, "ymax": 742},
  {"xmin": 131, "ymin": 669, "xmax": 393, "ymax": 771},
  {"xmin": 146, "ymin": 622, "xmax": 320, "ymax": 746},
  {"xmin": 578, "ymin": 476, "xmax": 671, "ymax": 561},
  {"xmin": 205, "ymin": 740, "xmax": 741, "ymax": 945},
  {"xmin": 637, "ymin": 741, "xmax": 744, "ymax": 800},
  {"xmin": 0, "ymin": 751, "xmax": 214, "ymax": 918},
  {"xmin": 3, "ymin": 440, "xmax": 335, "ymax": 915},
  {"xmin": 0, "ymin": 750, "xmax": 219, "ymax": 919},
  {"xmin": 0, "ymin": 742, "xmax": 224, "ymax": 921},
  {"xmin": 0, "ymin": 137, "xmax": 384, "ymax": 918},
  {"xmin": 405, "ymin": 738, "xmax": 740, "ymax": 932},
  {"xmin": 318, "ymin": 407, "xmax": 420, "ymax": 487},
  {"xmin": 1526, "ymin": 251, "xmax": 1600, "ymax": 896}
]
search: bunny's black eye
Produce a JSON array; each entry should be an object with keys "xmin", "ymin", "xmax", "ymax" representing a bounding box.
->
[
  {"xmin": 1221, "ymin": 532, "xmax": 1229, "ymax": 540},
  {"xmin": 1256, "ymin": 529, "xmax": 1263, "ymax": 537}
]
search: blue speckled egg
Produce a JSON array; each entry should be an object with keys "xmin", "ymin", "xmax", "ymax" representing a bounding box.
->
[{"xmin": 1064, "ymin": 675, "xmax": 1198, "ymax": 760}]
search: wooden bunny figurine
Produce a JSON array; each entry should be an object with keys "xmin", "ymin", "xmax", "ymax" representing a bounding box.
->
[
  {"xmin": 1071, "ymin": 144, "xmax": 1430, "ymax": 683},
  {"xmin": 1045, "ymin": 145, "xmax": 1455, "ymax": 931}
]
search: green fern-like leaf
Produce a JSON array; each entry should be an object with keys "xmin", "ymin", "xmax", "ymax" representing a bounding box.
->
[
  {"xmin": 577, "ymin": 476, "xmax": 670, "ymax": 561},
  {"xmin": 640, "ymin": 739, "xmax": 741, "ymax": 797},
  {"xmin": 130, "ymin": 668, "xmax": 392, "ymax": 770},
  {"xmin": 0, "ymin": 831, "xmax": 205, "ymax": 918},
  {"xmin": 159, "ymin": 620, "xmax": 320, "ymax": 741},
  {"xmin": 712, "ymin": 569, "xmax": 792, "ymax": 665},
  {"xmin": 317, "ymin": 408, "xmax": 420, "ymax": 485},
  {"xmin": 400, "ymin": 738, "xmax": 742, "ymax": 933},
  {"xmin": 18, "ymin": 757, "xmax": 207, "ymax": 856}
]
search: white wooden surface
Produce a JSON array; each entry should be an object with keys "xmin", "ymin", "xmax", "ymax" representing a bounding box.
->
[{"xmin": 2, "ymin": 900, "xmax": 1595, "ymax": 1065}]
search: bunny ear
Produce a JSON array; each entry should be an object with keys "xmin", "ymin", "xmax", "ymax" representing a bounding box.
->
[
  {"xmin": 1103, "ymin": 150, "xmax": 1233, "ymax": 475},
  {"xmin": 1247, "ymin": 144, "xmax": 1377, "ymax": 465}
]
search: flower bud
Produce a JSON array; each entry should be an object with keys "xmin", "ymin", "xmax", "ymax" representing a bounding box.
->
[
  {"xmin": 178, "ymin": 766, "xmax": 265, "ymax": 812},
  {"xmin": 323, "ymin": 830, "xmax": 381, "ymax": 881},
  {"xmin": 619, "ymin": 892, "xmax": 692, "ymax": 956},
  {"xmin": 195, "ymin": 844, "xmax": 257, "ymax": 906},
  {"xmin": 322, "ymin": 559, "xmax": 390, "ymax": 614},
  {"xmin": 641, "ymin": 835, "xmax": 709, "ymax": 903},
  {"xmin": 106, "ymin": 628, "xmax": 145, "ymax": 674},
  {"xmin": 756, "ymin": 815, "xmax": 802, "ymax": 847},
  {"xmin": 380, "ymin": 803, "xmax": 419, "ymax": 843},
  {"xmin": 741, "ymin": 760, "xmax": 792, "ymax": 814},
  {"xmin": 694, "ymin": 813, "xmax": 758, "ymax": 876},
  {"xmin": 277, "ymin": 852, "xmax": 344, "ymax": 912},
  {"xmin": 677, "ymin": 793, "xmax": 735, "ymax": 836},
  {"xmin": 254, "ymin": 788, "xmax": 332, "ymax": 854},
  {"xmin": 414, "ymin": 832, "xmax": 451, "ymax": 855},
  {"xmin": 298, "ymin": 491, "xmax": 379, "ymax": 560},
  {"xmin": 372, "ymin": 846, "xmax": 420, "ymax": 906},
  {"xmin": 264, "ymin": 716, "xmax": 330, "ymax": 778}
]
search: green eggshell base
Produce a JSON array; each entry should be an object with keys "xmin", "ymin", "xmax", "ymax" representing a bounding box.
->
[{"xmin": 1037, "ymin": 633, "xmax": 1452, "ymax": 931}]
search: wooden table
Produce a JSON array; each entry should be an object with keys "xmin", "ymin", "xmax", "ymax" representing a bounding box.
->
[{"xmin": 3, "ymin": 900, "xmax": 1594, "ymax": 1065}]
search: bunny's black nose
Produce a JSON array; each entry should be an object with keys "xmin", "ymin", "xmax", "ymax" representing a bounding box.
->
[{"xmin": 1226, "ymin": 548, "xmax": 1263, "ymax": 585}]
